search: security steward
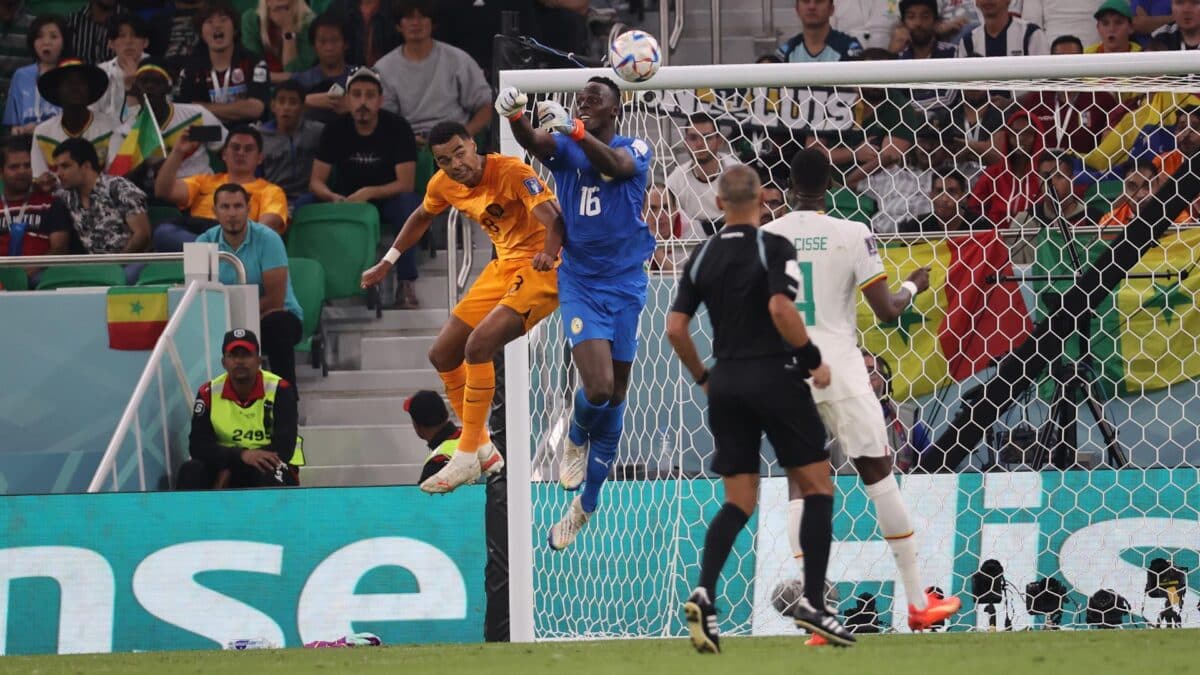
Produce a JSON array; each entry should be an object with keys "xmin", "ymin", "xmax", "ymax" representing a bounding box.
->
[
  {"xmin": 404, "ymin": 390, "xmax": 463, "ymax": 484},
  {"xmin": 666, "ymin": 164, "xmax": 853, "ymax": 651},
  {"xmin": 178, "ymin": 328, "xmax": 304, "ymax": 489}
]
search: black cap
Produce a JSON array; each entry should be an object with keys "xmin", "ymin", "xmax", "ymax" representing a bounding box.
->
[
  {"xmin": 404, "ymin": 390, "xmax": 449, "ymax": 427},
  {"xmin": 899, "ymin": 0, "xmax": 939, "ymax": 19},
  {"xmin": 222, "ymin": 328, "xmax": 260, "ymax": 355}
]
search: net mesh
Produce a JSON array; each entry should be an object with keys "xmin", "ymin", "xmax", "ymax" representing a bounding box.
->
[{"xmin": 505, "ymin": 70, "xmax": 1200, "ymax": 638}]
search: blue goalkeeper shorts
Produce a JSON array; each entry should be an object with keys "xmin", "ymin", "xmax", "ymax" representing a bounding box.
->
[{"xmin": 557, "ymin": 270, "xmax": 647, "ymax": 363}]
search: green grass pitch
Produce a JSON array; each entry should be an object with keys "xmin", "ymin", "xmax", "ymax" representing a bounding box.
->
[{"xmin": 1, "ymin": 630, "xmax": 1194, "ymax": 674}]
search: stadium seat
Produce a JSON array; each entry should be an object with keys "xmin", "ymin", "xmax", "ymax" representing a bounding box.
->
[
  {"xmin": 148, "ymin": 205, "xmax": 184, "ymax": 227},
  {"xmin": 286, "ymin": 202, "xmax": 382, "ymax": 316},
  {"xmin": 0, "ymin": 267, "xmax": 28, "ymax": 291},
  {"xmin": 36, "ymin": 264, "xmax": 127, "ymax": 290},
  {"xmin": 826, "ymin": 188, "xmax": 876, "ymax": 226},
  {"xmin": 33, "ymin": 0, "xmax": 88, "ymax": 16},
  {"xmin": 137, "ymin": 262, "xmax": 185, "ymax": 286},
  {"xmin": 288, "ymin": 257, "xmax": 328, "ymax": 376}
]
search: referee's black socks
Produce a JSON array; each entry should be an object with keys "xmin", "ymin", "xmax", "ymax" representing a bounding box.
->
[
  {"xmin": 698, "ymin": 502, "xmax": 751, "ymax": 600},
  {"xmin": 800, "ymin": 493, "xmax": 834, "ymax": 608}
]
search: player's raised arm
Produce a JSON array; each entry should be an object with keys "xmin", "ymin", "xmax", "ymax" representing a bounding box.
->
[
  {"xmin": 534, "ymin": 83, "xmax": 638, "ymax": 179},
  {"xmin": 360, "ymin": 205, "xmax": 437, "ymax": 288},
  {"xmin": 530, "ymin": 199, "xmax": 565, "ymax": 271},
  {"xmin": 496, "ymin": 87, "xmax": 558, "ymax": 160}
]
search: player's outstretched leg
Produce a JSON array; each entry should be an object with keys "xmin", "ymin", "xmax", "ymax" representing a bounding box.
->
[
  {"xmin": 560, "ymin": 388, "xmax": 600, "ymax": 490},
  {"xmin": 549, "ymin": 398, "xmax": 623, "ymax": 549},
  {"xmin": 548, "ymin": 494, "xmax": 591, "ymax": 549}
]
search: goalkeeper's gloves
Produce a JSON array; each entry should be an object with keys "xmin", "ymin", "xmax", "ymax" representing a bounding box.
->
[
  {"xmin": 535, "ymin": 100, "xmax": 586, "ymax": 140},
  {"xmin": 495, "ymin": 87, "xmax": 528, "ymax": 121}
]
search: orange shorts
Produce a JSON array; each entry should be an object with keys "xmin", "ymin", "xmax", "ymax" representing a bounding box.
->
[{"xmin": 452, "ymin": 258, "xmax": 559, "ymax": 332}]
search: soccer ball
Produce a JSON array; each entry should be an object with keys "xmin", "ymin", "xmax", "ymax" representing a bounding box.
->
[{"xmin": 609, "ymin": 30, "xmax": 662, "ymax": 83}]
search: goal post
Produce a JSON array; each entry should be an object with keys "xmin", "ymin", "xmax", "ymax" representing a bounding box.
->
[{"xmin": 502, "ymin": 52, "xmax": 1200, "ymax": 641}]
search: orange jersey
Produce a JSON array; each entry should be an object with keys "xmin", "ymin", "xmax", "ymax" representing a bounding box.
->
[{"xmin": 423, "ymin": 154, "xmax": 555, "ymax": 261}]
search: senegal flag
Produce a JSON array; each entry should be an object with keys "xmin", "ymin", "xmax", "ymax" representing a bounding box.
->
[
  {"xmin": 108, "ymin": 104, "xmax": 165, "ymax": 177},
  {"xmin": 857, "ymin": 230, "xmax": 1032, "ymax": 400},
  {"xmin": 107, "ymin": 286, "xmax": 168, "ymax": 350}
]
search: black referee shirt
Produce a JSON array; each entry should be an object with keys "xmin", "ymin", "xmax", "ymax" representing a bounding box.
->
[{"xmin": 671, "ymin": 224, "xmax": 799, "ymax": 361}]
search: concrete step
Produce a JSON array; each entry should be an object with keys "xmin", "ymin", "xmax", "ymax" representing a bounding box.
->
[
  {"xmin": 296, "ymin": 367, "xmax": 444, "ymax": 395},
  {"xmin": 324, "ymin": 306, "xmax": 449, "ymax": 331},
  {"xmin": 301, "ymin": 395, "xmax": 414, "ymax": 426},
  {"xmin": 360, "ymin": 335, "xmax": 437, "ymax": 371},
  {"xmin": 417, "ymin": 249, "xmax": 493, "ymax": 276},
  {"xmin": 299, "ymin": 424, "xmax": 428, "ymax": 466},
  {"xmin": 301, "ymin": 464, "xmax": 423, "ymax": 487}
]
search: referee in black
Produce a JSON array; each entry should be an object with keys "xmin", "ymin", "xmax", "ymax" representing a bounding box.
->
[{"xmin": 667, "ymin": 164, "xmax": 854, "ymax": 653}]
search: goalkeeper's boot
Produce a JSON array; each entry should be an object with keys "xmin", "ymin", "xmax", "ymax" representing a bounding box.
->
[
  {"xmin": 478, "ymin": 442, "xmax": 505, "ymax": 477},
  {"xmin": 419, "ymin": 447, "xmax": 481, "ymax": 494},
  {"xmin": 559, "ymin": 435, "xmax": 587, "ymax": 490},
  {"xmin": 547, "ymin": 495, "xmax": 591, "ymax": 550},
  {"xmin": 683, "ymin": 587, "xmax": 720, "ymax": 655},
  {"xmin": 793, "ymin": 597, "xmax": 855, "ymax": 647},
  {"xmin": 908, "ymin": 592, "xmax": 962, "ymax": 632},
  {"xmin": 804, "ymin": 634, "xmax": 829, "ymax": 647}
]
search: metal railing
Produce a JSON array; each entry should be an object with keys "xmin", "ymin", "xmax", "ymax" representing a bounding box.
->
[
  {"xmin": 0, "ymin": 251, "xmax": 248, "ymax": 285},
  {"xmin": 658, "ymin": 0, "xmax": 685, "ymax": 66},
  {"xmin": 445, "ymin": 208, "xmax": 475, "ymax": 308},
  {"xmin": 87, "ymin": 280, "xmax": 231, "ymax": 492}
]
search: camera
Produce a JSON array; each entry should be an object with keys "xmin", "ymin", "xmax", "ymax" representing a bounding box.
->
[
  {"xmin": 1024, "ymin": 577, "xmax": 1068, "ymax": 628},
  {"xmin": 972, "ymin": 559, "xmax": 1006, "ymax": 605},
  {"xmin": 1086, "ymin": 589, "xmax": 1130, "ymax": 628}
]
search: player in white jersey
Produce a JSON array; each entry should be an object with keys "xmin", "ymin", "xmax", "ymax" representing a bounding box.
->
[{"xmin": 762, "ymin": 148, "xmax": 961, "ymax": 643}]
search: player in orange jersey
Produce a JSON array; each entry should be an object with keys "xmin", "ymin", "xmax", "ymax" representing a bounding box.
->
[{"xmin": 361, "ymin": 121, "xmax": 564, "ymax": 493}]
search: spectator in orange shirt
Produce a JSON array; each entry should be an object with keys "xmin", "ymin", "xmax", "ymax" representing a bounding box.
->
[
  {"xmin": 1103, "ymin": 107, "xmax": 1200, "ymax": 228},
  {"xmin": 152, "ymin": 124, "xmax": 288, "ymax": 251}
]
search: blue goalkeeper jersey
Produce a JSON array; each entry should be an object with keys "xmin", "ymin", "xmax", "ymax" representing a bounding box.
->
[{"xmin": 543, "ymin": 132, "xmax": 656, "ymax": 280}]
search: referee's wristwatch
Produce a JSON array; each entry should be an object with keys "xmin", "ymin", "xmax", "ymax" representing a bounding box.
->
[{"xmin": 695, "ymin": 369, "xmax": 710, "ymax": 386}]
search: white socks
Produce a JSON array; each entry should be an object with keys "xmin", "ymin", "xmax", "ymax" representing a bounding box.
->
[{"xmin": 865, "ymin": 476, "xmax": 926, "ymax": 610}]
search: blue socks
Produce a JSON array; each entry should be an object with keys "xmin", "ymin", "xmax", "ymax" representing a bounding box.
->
[
  {"xmin": 569, "ymin": 388, "xmax": 606, "ymax": 446},
  {"xmin": 580, "ymin": 400, "xmax": 624, "ymax": 513}
]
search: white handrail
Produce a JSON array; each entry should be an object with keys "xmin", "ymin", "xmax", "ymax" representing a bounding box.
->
[
  {"xmin": 501, "ymin": 50, "xmax": 1200, "ymax": 91},
  {"xmin": 87, "ymin": 281, "xmax": 229, "ymax": 492},
  {"xmin": 0, "ymin": 251, "xmax": 248, "ymax": 285}
]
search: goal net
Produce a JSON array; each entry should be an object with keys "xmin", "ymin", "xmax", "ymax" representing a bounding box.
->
[{"xmin": 500, "ymin": 52, "xmax": 1200, "ymax": 640}]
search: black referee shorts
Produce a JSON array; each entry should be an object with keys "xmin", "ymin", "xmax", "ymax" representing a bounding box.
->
[{"xmin": 706, "ymin": 358, "xmax": 828, "ymax": 476}]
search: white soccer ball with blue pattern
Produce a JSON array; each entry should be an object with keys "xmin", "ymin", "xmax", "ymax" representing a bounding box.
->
[{"xmin": 609, "ymin": 30, "xmax": 661, "ymax": 83}]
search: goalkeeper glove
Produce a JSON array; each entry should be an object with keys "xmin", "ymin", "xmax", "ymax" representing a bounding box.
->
[
  {"xmin": 495, "ymin": 87, "xmax": 528, "ymax": 121},
  {"xmin": 535, "ymin": 100, "xmax": 585, "ymax": 140}
]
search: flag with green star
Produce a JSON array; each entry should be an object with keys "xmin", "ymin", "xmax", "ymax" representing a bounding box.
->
[{"xmin": 106, "ymin": 286, "xmax": 169, "ymax": 350}]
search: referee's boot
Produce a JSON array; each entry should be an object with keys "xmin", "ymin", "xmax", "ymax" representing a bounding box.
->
[
  {"xmin": 792, "ymin": 597, "xmax": 855, "ymax": 647},
  {"xmin": 907, "ymin": 591, "xmax": 962, "ymax": 632},
  {"xmin": 559, "ymin": 435, "xmax": 587, "ymax": 490},
  {"xmin": 683, "ymin": 587, "xmax": 720, "ymax": 654},
  {"xmin": 547, "ymin": 495, "xmax": 591, "ymax": 550}
]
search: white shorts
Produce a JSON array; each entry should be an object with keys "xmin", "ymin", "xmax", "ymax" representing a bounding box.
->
[{"xmin": 816, "ymin": 391, "xmax": 891, "ymax": 460}]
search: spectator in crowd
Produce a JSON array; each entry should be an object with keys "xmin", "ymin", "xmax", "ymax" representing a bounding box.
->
[
  {"xmin": 31, "ymin": 60, "xmax": 118, "ymax": 180},
  {"xmin": 107, "ymin": 58, "xmax": 226, "ymax": 189},
  {"xmin": 1088, "ymin": 0, "xmax": 1142, "ymax": 52},
  {"xmin": 1051, "ymin": 33, "xmax": 1086, "ymax": 53},
  {"xmin": 647, "ymin": 183, "xmax": 685, "ymax": 272},
  {"xmin": 1151, "ymin": 0, "xmax": 1200, "ymax": 48},
  {"xmin": 95, "ymin": 14, "xmax": 151, "ymax": 123},
  {"xmin": 777, "ymin": 0, "xmax": 864, "ymax": 62},
  {"xmin": 1019, "ymin": 0, "xmax": 1104, "ymax": 44},
  {"xmin": 665, "ymin": 113, "xmax": 740, "ymax": 238},
  {"xmin": 52, "ymin": 137, "xmax": 150, "ymax": 283},
  {"xmin": 154, "ymin": 125, "xmax": 287, "ymax": 249},
  {"xmin": 241, "ymin": 0, "xmax": 316, "ymax": 83},
  {"xmin": 937, "ymin": 0, "xmax": 984, "ymax": 43},
  {"xmin": 294, "ymin": 13, "xmax": 355, "ymax": 126},
  {"xmin": 195, "ymin": 186, "xmax": 303, "ymax": 386},
  {"xmin": 261, "ymin": 80, "xmax": 322, "ymax": 215},
  {"xmin": 179, "ymin": 327, "xmax": 301, "ymax": 490},
  {"xmin": 956, "ymin": 88, "xmax": 1006, "ymax": 181},
  {"xmin": 958, "ymin": 0, "xmax": 1049, "ymax": 56},
  {"xmin": 328, "ymin": 0, "xmax": 399, "ymax": 67},
  {"xmin": 1131, "ymin": 0, "xmax": 1173, "ymax": 41},
  {"xmin": 405, "ymin": 389, "xmax": 462, "ymax": 485},
  {"xmin": 376, "ymin": 0, "xmax": 492, "ymax": 192},
  {"xmin": 1019, "ymin": 48, "xmax": 1127, "ymax": 155},
  {"xmin": 862, "ymin": 348, "xmax": 931, "ymax": 474},
  {"xmin": 4, "ymin": 15, "xmax": 68, "ymax": 135},
  {"xmin": 1024, "ymin": 150, "xmax": 1107, "ymax": 228},
  {"xmin": 1099, "ymin": 158, "xmax": 1161, "ymax": 226},
  {"xmin": 68, "ymin": 0, "xmax": 120, "ymax": 66},
  {"xmin": 0, "ymin": 1, "xmax": 35, "ymax": 120},
  {"xmin": 0, "ymin": 135, "xmax": 72, "ymax": 282},
  {"xmin": 310, "ymin": 66, "xmax": 418, "ymax": 307},
  {"xmin": 830, "ymin": 0, "xmax": 902, "ymax": 50},
  {"xmin": 848, "ymin": 126, "xmax": 941, "ymax": 234},
  {"xmin": 532, "ymin": 0, "xmax": 591, "ymax": 57},
  {"xmin": 761, "ymin": 181, "xmax": 788, "ymax": 224},
  {"xmin": 970, "ymin": 110, "xmax": 1047, "ymax": 226},
  {"xmin": 898, "ymin": 0, "xmax": 959, "ymax": 120},
  {"xmin": 899, "ymin": 168, "xmax": 987, "ymax": 232},
  {"xmin": 176, "ymin": 3, "xmax": 270, "ymax": 125},
  {"xmin": 150, "ymin": 0, "xmax": 205, "ymax": 77}
]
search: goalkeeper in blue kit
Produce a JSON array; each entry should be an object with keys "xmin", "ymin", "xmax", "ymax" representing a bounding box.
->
[{"xmin": 497, "ymin": 77, "xmax": 656, "ymax": 549}]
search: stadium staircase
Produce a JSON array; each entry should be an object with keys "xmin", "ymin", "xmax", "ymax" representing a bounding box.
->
[
  {"xmin": 294, "ymin": 244, "xmax": 491, "ymax": 487},
  {"xmin": 644, "ymin": 0, "xmax": 790, "ymax": 65}
]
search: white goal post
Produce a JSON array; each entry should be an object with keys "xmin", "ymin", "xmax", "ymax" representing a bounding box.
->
[{"xmin": 502, "ymin": 52, "xmax": 1200, "ymax": 642}]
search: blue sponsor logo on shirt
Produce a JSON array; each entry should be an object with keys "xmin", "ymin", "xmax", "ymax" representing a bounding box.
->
[{"xmin": 523, "ymin": 177, "xmax": 543, "ymax": 196}]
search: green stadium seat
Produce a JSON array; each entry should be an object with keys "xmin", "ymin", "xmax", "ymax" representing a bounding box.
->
[
  {"xmin": 31, "ymin": 0, "xmax": 87, "ymax": 16},
  {"xmin": 0, "ymin": 267, "xmax": 28, "ymax": 291},
  {"xmin": 36, "ymin": 264, "xmax": 127, "ymax": 290},
  {"xmin": 137, "ymin": 261, "xmax": 184, "ymax": 286},
  {"xmin": 286, "ymin": 202, "xmax": 382, "ymax": 314},
  {"xmin": 826, "ymin": 188, "xmax": 877, "ymax": 226},
  {"xmin": 148, "ymin": 205, "xmax": 184, "ymax": 227},
  {"xmin": 288, "ymin": 257, "xmax": 328, "ymax": 376}
]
